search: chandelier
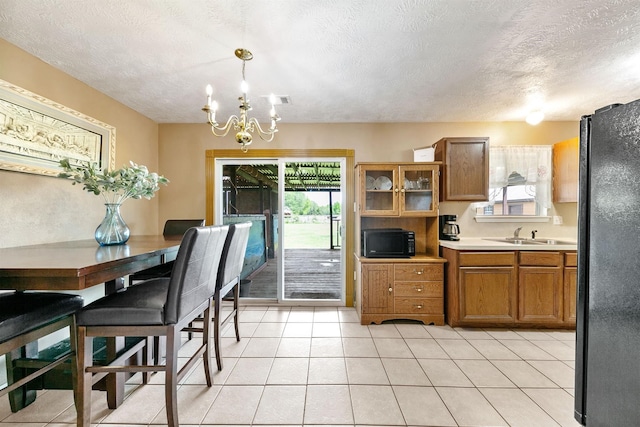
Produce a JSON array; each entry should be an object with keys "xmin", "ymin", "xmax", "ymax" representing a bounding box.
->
[{"xmin": 202, "ymin": 48, "xmax": 281, "ymax": 152}]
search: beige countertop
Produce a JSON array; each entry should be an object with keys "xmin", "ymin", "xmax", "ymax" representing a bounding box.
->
[{"xmin": 439, "ymin": 237, "xmax": 577, "ymax": 251}]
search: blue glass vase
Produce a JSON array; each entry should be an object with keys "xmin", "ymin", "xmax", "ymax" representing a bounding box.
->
[{"xmin": 95, "ymin": 203, "xmax": 130, "ymax": 246}]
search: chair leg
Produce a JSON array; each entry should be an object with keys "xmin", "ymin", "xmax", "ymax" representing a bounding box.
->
[
  {"xmin": 69, "ymin": 318, "xmax": 78, "ymax": 408},
  {"xmin": 76, "ymin": 326, "xmax": 93, "ymax": 427},
  {"xmin": 142, "ymin": 336, "xmax": 153, "ymax": 384},
  {"xmin": 201, "ymin": 302, "xmax": 213, "ymax": 386},
  {"xmin": 6, "ymin": 343, "xmax": 37, "ymax": 411},
  {"xmin": 154, "ymin": 335, "xmax": 167, "ymax": 365},
  {"xmin": 233, "ymin": 284, "xmax": 240, "ymax": 342},
  {"xmin": 165, "ymin": 326, "xmax": 180, "ymax": 427},
  {"xmin": 213, "ymin": 291, "xmax": 223, "ymax": 371}
]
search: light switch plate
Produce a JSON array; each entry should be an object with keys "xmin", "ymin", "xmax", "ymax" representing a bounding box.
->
[{"xmin": 553, "ymin": 215, "xmax": 563, "ymax": 225}]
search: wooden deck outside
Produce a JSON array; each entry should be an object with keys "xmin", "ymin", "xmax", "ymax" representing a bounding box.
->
[{"xmin": 244, "ymin": 248, "xmax": 341, "ymax": 300}]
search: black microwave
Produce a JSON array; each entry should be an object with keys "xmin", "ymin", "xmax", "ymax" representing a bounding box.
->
[{"xmin": 361, "ymin": 228, "xmax": 415, "ymax": 258}]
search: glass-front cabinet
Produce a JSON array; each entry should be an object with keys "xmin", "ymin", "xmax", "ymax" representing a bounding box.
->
[
  {"xmin": 355, "ymin": 162, "xmax": 445, "ymax": 325},
  {"xmin": 358, "ymin": 163, "xmax": 439, "ymax": 216}
]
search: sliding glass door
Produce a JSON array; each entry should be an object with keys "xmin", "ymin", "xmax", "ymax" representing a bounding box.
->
[
  {"xmin": 282, "ymin": 161, "xmax": 343, "ymax": 300},
  {"xmin": 216, "ymin": 158, "xmax": 345, "ymax": 303}
]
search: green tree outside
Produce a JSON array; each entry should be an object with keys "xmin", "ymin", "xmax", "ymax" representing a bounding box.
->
[{"xmin": 284, "ymin": 192, "xmax": 340, "ymax": 216}]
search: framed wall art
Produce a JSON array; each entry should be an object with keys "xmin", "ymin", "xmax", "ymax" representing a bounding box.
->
[{"xmin": 0, "ymin": 79, "xmax": 115, "ymax": 177}]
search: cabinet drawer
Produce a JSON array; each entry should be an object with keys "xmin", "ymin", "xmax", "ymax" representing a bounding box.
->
[
  {"xmin": 394, "ymin": 264, "xmax": 442, "ymax": 281},
  {"xmin": 394, "ymin": 297, "xmax": 442, "ymax": 314},
  {"xmin": 519, "ymin": 251, "xmax": 562, "ymax": 266},
  {"xmin": 459, "ymin": 252, "xmax": 515, "ymax": 267},
  {"xmin": 565, "ymin": 252, "xmax": 577, "ymax": 267},
  {"xmin": 395, "ymin": 281, "xmax": 443, "ymax": 297}
]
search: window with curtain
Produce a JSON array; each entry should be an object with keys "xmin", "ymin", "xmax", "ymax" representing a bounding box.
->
[{"xmin": 475, "ymin": 145, "xmax": 552, "ymax": 217}]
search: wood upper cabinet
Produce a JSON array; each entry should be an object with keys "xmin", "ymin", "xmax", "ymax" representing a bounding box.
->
[
  {"xmin": 357, "ymin": 163, "xmax": 439, "ymax": 217},
  {"xmin": 553, "ymin": 137, "xmax": 579, "ymax": 203},
  {"xmin": 434, "ymin": 137, "xmax": 489, "ymax": 201}
]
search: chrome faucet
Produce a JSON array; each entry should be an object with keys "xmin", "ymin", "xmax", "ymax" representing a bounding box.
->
[{"xmin": 513, "ymin": 226, "xmax": 523, "ymax": 239}]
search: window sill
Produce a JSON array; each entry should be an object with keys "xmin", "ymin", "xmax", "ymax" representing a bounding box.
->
[{"xmin": 474, "ymin": 215, "xmax": 551, "ymax": 223}]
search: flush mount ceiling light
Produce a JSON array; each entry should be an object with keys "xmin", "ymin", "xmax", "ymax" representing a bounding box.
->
[
  {"xmin": 202, "ymin": 48, "xmax": 281, "ymax": 152},
  {"xmin": 526, "ymin": 111, "xmax": 545, "ymax": 125}
]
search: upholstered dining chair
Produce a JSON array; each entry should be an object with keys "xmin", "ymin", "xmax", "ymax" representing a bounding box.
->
[
  {"xmin": 185, "ymin": 222, "xmax": 251, "ymax": 371},
  {"xmin": 128, "ymin": 219, "xmax": 205, "ymax": 286},
  {"xmin": 74, "ymin": 224, "xmax": 228, "ymax": 427},
  {"xmin": 0, "ymin": 291, "xmax": 83, "ymax": 411},
  {"xmin": 212, "ymin": 222, "xmax": 251, "ymax": 370}
]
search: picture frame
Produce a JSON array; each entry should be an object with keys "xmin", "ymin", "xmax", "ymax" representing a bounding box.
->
[{"xmin": 0, "ymin": 79, "xmax": 115, "ymax": 177}]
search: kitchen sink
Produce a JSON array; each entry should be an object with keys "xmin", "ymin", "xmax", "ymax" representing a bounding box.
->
[
  {"xmin": 532, "ymin": 238, "xmax": 576, "ymax": 245},
  {"xmin": 484, "ymin": 238, "xmax": 539, "ymax": 245},
  {"xmin": 484, "ymin": 238, "xmax": 575, "ymax": 245}
]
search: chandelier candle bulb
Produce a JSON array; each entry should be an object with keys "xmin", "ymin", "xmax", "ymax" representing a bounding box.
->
[
  {"xmin": 269, "ymin": 94, "xmax": 278, "ymax": 119},
  {"xmin": 206, "ymin": 84, "xmax": 213, "ymax": 106}
]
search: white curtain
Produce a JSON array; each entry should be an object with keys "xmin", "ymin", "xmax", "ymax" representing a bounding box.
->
[{"xmin": 489, "ymin": 145, "xmax": 553, "ymax": 210}]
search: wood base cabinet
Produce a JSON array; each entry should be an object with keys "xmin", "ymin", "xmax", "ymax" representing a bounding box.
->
[
  {"xmin": 518, "ymin": 251, "xmax": 563, "ymax": 323},
  {"xmin": 443, "ymin": 247, "xmax": 576, "ymax": 328},
  {"xmin": 357, "ymin": 258, "xmax": 445, "ymax": 325},
  {"xmin": 361, "ymin": 264, "xmax": 394, "ymax": 315},
  {"xmin": 459, "ymin": 267, "xmax": 517, "ymax": 324},
  {"xmin": 563, "ymin": 252, "xmax": 577, "ymax": 323},
  {"xmin": 447, "ymin": 250, "xmax": 517, "ymax": 326}
]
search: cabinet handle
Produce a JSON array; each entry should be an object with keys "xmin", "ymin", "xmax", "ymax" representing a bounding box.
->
[
  {"xmin": 394, "ymin": 187, "xmax": 399, "ymax": 193},
  {"xmin": 414, "ymin": 269, "xmax": 424, "ymax": 275},
  {"xmin": 414, "ymin": 286, "xmax": 423, "ymax": 292},
  {"xmin": 415, "ymin": 305, "xmax": 423, "ymax": 309},
  {"xmin": 388, "ymin": 287, "xmax": 393, "ymax": 293}
]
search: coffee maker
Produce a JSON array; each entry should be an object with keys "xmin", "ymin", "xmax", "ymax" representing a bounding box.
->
[{"xmin": 440, "ymin": 214, "xmax": 461, "ymax": 241}]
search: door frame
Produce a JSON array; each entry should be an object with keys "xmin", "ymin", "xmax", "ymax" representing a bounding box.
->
[{"xmin": 205, "ymin": 149, "xmax": 355, "ymax": 306}]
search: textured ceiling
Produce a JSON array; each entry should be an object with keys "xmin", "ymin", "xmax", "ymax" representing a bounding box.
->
[{"xmin": 1, "ymin": 0, "xmax": 639, "ymax": 124}]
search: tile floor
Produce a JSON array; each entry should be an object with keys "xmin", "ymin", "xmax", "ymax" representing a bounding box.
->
[{"xmin": 0, "ymin": 306, "xmax": 582, "ymax": 426}]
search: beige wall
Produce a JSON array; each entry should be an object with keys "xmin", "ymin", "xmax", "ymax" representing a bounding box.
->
[
  {"xmin": 159, "ymin": 121, "xmax": 579, "ymax": 240},
  {"xmin": 0, "ymin": 39, "xmax": 161, "ymax": 248},
  {"xmin": 1, "ymin": 37, "xmax": 579, "ymax": 249}
]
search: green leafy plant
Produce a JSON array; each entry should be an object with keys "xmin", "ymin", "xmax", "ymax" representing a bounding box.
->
[{"xmin": 58, "ymin": 158, "xmax": 169, "ymax": 205}]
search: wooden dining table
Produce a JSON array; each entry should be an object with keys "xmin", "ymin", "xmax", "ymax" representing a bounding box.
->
[{"xmin": 0, "ymin": 235, "xmax": 182, "ymax": 409}]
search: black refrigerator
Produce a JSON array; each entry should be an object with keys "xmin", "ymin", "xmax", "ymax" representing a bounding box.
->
[{"xmin": 575, "ymin": 99, "xmax": 640, "ymax": 426}]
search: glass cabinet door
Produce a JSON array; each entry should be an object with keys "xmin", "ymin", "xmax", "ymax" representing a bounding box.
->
[
  {"xmin": 361, "ymin": 165, "xmax": 398, "ymax": 215},
  {"xmin": 399, "ymin": 165, "xmax": 438, "ymax": 216}
]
